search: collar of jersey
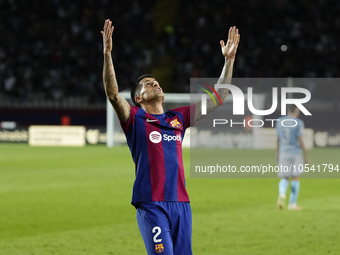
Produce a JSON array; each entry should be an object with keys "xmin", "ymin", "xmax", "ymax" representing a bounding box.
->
[{"xmin": 150, "ymin": 113, "xmax": 166, "ymax": 120}]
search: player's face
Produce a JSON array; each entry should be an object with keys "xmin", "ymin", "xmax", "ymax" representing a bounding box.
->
[{"xmin": 137, "ymin": 77, "xmax": 164, "ymax": 104}]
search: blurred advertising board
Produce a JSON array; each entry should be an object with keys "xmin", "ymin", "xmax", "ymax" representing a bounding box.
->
[
  {"xmin": 28, "ymin": 126, "xmax": 86, "ymax": 146},
  {"xmin": 0, "ymin": 126, "xmax": 338, "ymax": 148}
]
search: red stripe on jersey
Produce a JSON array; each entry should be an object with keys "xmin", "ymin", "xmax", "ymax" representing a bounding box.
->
[
  {"xmin": 175, "ymin": 129, "xmax": 190, "ymax": 202},
  {"xmin": 145, "ymin": 123, "xmax": 166, "ymax": 201},
  {"xmin": 119, "ymin": 106, "xmax": 138, "ymax": 133}
]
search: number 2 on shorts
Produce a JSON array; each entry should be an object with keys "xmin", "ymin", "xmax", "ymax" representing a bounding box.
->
[{"xmin": 152, "ymin": 226, "xmax": 162, "ymax": 243}]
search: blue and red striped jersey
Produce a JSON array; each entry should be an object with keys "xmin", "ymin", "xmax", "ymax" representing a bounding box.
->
[{"xmin": 120, "ymin": 104, "xmax": 195, "ymax": 206}]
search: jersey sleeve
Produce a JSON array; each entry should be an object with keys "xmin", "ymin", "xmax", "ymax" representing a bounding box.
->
[
  {"xmin": 170, "ymin": 103, "xmax": 196, "ymax": 129},
  {"xmin": 119, "ymin": 106, "xmax": 139, "ymax": 133}
]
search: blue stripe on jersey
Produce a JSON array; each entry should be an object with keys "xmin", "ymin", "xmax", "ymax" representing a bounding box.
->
[
  {"xmin": 162, "ymin": 128, "xmax": 179, "ymax": 201},
  {"xmin": 168, "ymin": 110, "xmax": 187, "ymax": 188},
  {"xmin": 132, "ymin": 109, "xmax": 153, "ymax": 203}
]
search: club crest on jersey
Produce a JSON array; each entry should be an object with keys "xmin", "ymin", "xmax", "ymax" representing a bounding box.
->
[
  {"xmin": 155, "ymin": 243, "xmax": 164, "ymax": 253},
  {"xmin": 170, "ymin": 119, "xmax": 181, "ymax": 129}
]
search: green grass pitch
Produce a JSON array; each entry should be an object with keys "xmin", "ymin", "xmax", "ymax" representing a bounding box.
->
[{"xmin": 0, "ymin": 144, "xmax": 339, "ymax": 255}]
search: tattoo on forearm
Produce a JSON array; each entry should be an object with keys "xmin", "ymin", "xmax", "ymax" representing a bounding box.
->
[
  {"xmin": 103, "ymin": 53, "xmax": 118, "ymax": 97},
  {"xmin": 194, "ymin": 59, "xmax": 234, "ymax": 123},
  {"xmin": 194, "ymin": 103, "xmax": 202, "ymax": 121},
  {"xmin": 102, "ymin": 52, "xmax": 130, "ymax": 121}
]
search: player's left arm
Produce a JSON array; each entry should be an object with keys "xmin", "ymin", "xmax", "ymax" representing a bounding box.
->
[
  {"xmin": 297, "ymin": 136, "xmax": 309, "ymax": 164},
  {"xmin": 297, "ymin": 121, "xmax": 309, "ymax": 164},
  {"xmin": 194, "ymin": 26, "xmax": 240, "ymax": 123},
  {"xmin": 276, "ymin": 136, "xmax": 280, "ymax": 162}
]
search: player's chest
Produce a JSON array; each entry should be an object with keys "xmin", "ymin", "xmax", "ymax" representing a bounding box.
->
[{"xmin": 134, "ymin": 115, "xmax": 184, "ymax": 143}]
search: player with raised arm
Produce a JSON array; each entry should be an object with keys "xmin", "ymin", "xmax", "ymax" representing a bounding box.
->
[
  {"xmin": 276, "ymin": 105, "xmax": 309, "ymax": 211},
  {"xmin": 101, "ymin": 19, "xmax": 239, "ymax": 255}
]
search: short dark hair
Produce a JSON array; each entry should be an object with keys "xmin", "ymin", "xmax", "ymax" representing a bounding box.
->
[
  {"xmin": 287, "ymin": 104, "xmax": 298, "ymax": 113},
  {"xmin": 131, "ymin": 74, "xmax": 155, "ymax": 107}
]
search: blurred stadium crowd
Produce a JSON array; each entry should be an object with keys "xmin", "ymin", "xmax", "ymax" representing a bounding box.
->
[{"xmin": 0, "ymin": 0, "xmax": 339, "ymax": 105}]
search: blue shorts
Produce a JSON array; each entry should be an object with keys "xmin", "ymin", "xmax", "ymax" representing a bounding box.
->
[{"xmin": 136, "ymin": 201, "xmax": 192, "ymax": 255}]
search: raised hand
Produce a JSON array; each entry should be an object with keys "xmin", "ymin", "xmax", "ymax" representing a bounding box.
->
[
  {"xmin": 101, "ymin": 19, "xmax": 114, "ymax": 53},
  {"xmin": 220, "ymin": 26, "xmax": 240, "ymax": 59}
]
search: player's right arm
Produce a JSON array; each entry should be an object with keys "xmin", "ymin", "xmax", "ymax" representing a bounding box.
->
[{"xmin": 101, "ymin": 19, "xmax": 130, "ymax": 122}]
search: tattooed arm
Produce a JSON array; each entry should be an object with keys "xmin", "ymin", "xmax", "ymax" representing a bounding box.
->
[
  {"xmin": 194, "ymin": 26, "xmax": 240, "ymax": 123},
  {"xmin": 101, "ymin": 19, "xmax": 130, "ymax": 122}
]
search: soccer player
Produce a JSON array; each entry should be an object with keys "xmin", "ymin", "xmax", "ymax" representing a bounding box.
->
[
  {"xmin": 101, "ymin": 19, "xmax": 239, "ymax": 254},
  {"xmin": 276, "ymin": 105, "xmax": 309, "ymax": 211}
]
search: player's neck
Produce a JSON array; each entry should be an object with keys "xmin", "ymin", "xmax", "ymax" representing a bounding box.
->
[
  {"xmin": 288, "ymin": 113, "xmax": 298, "ymax": 118},
  {"xmin": 141, "ymin": 102, "xmax": 164, "ymax": 115}
]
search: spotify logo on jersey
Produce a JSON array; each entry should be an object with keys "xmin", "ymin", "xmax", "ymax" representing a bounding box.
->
[
  {"xmin": 149, "ymin": 131, "xmax": 182, "ymax": 143},
  {"xmin": 149, "ymin": 131, "xmax": 162, "ymax": 144}
]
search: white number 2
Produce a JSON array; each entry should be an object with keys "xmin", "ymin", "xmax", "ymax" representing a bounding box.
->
[{"xmin": 152, "ymin": 226, "xmax": 162, "ymax": 243}]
